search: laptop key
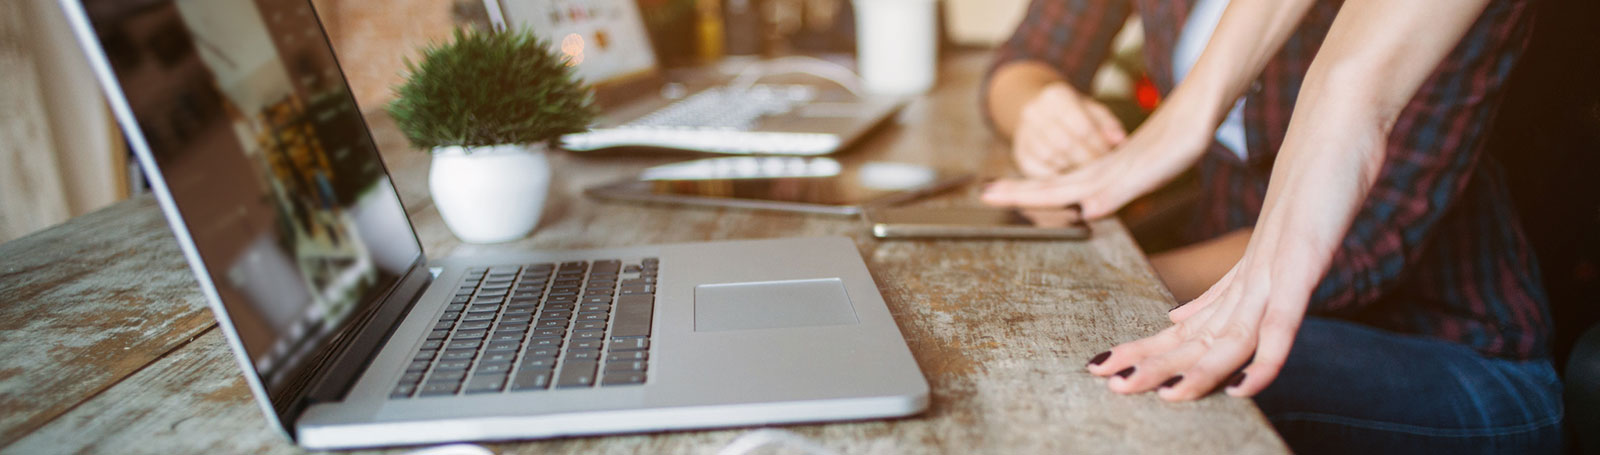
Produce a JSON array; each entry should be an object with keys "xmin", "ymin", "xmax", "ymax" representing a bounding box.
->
[
  {"xmin": 400, "ymin": 372, "xmax": 425, "ymax": 383},
  {"xmin": 613, "ymin": 295, "xmax": 654, "ymax": 338},
  {"xmin": 523, "ymin": 347, "xmax": 559, "ymax": 359},
  {"xmin": 548, "ymin": 295, "xmax": 578, "ymax": 304},
  {"xmin": 446, "ymin": 340, "xmax": 481, "ymax": 350},
  {"xmin": 433, "ymin": 321, "xmax": 454, "ymax": 331},
  {"xmin": 530, "ymin": 328, "xmax": 564, "ymax": 338},
  {"xmin": 573, "ymin": 330, "xmax": 605, "ymax": 341},
  {"xmin": 536, "ymin": 319, "xmax": 567, "ymax": 329},
  {"xmin": 579, "ymin": 304, "xmax": 611, "ymax": 313},
  {"xmin": 601, "ymin": 372, "xmax": 647, "ymax": 386},
  {"xmin": 582, "ymin": 296, "xmax": 613, "ymax": 305},
  {"xmin": 567, "ymin": 349, "xmax": 602, "ymax": 361},
  {"xmin": 407, "ymin": 360, "xmax": 432, "ymax": 372},
  {"xmin": 511, "ymin": 369, "xmax": 553, "ymax": 390},
  {"xmin": 544, "ymin": 303, "xmax": 575, "ymax": 312},
  {"xmin": 459, "ymin": 320, "xmax": 492, "ymax": 331},
  {"xmin": 609, "ymin": 338, "xmax": 649, "ymax": 352},
  {"xmin": 527, "ymin": 338, "xmax": 562, "ymax": 349},
  {"xmin": 445, "ymin": 303, "xmax": 467, "ymax": 312},
  {"xmin": 452, "ymin": 330, "xmax": 487, "ymax": 340},
  {"xmin": 482, "ymin": 351, "xmax": 518, "ymax": 364},
  {"xmin": 620, "ymin": 285, "xmax": 654, "ymax": 296},
  {"xmin": 462, "ymin": 312, "xmax": 497, "ymax": 322},
  {"xmin": 476, "ymin": 362, "xmax": 513, "ymax": 375},
  {"xmin": 556, "ymin": 360, "xmax": 599, "ymax": 388},
  {"xmin": 464, "ymin": 374, "xmax": 507, "ymax": 394},
  {"xmin": 391, "ymin": 383, "xmax": 418, "ymax": 398},
  {"xmin": 489, "ymin": 332, "xmax": 523, "ymax": 343},
  {"xmin": 500, "ymin": 313, "xmax": 532, "ymax": 324},
  {"xmin": 519, "ymin": 357, "xmax": 556, "ymax": 370},
  {"xmin": 486, "ymin": 341, "xmax": 521, "ymax": 352},
  {"xmin": 570, "ymin": 340, "xmax": 603, "ymax": 350},
  {"xmin": 576, "ymin": 313, "xmax": 607, "ymax": 323},
  {"xmin": 441, "ymin": 349, "xmax": 476, "ymax": 361},
  {"xmin": 608, "ymin": 351, "xmax": 648, "ymax": 362},
  {"xmin": 430, "ymin": 370, "xmax": 467, "ymax": 381},
  {"xmin": 576, "ymin": 320, "xmax": 606, "ymax": 331},
  {"xmin": 420, "ymin": 340, "xmax": 443, "ymax": 351},
  {"xmin": 435, "ymin": 359, "xmax": 472, "ymax": 371},
  {"xmin": 538, "ymin": 310, "xmax": 572, "ymax": 321},
  {"xmin": 427, "ymin": 330, "xmax": 450, "ymax": 340},
  {"xmin": 414, "ymin": 350, "xmax": 437, "ymax": 361},
  {"xmin": 605, "ymin": 360, "xmax": 647, "ymax": 373}
]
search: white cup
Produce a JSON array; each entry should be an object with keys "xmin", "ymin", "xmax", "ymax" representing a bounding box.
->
[{"xmin": 852, "ymin": 0, "xmax": 938, "ymax": 95}]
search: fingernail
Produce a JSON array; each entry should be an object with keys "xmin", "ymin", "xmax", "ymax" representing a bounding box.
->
[
  {"xmin": 1226, "ymin": 372, "xmax": 1247, "ymax": 388},
  {"xmin": 1159, "ymin": 375, "xmax": 1184, "ymax": 389},
  {"xmin": 1087, "ymin": 351, "xmax": 1111, "ymax": 367},
  {"xmin": 1114, "ymin": 366, "xmax": 1136, "ymax": 379},
  {"xmin": 1168, "ymin": 303, "xmax": 1183, "ymax": 313}
]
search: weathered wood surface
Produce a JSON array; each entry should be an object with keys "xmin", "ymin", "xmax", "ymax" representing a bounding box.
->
[
  {"xmin": 0, "ymin": 52, "xmax": 1287, "ymax": 454},
  {"xmin": 0, "ymin": 196, "xmax": 213, "ymax": 447}
]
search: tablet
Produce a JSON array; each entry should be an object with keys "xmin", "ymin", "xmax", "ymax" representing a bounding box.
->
[{"xmin": 584, "ymin": 157, "xmax": 972, "ymax": 215}]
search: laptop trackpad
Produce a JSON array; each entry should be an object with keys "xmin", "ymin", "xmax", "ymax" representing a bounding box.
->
[{"xmin": 694, "ymin": 278, "xmax": 858, "ymax": 332}]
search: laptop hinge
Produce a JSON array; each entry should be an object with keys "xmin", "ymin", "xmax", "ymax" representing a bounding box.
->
[{"xmin": 277, "ymin": 257, "xmax": 434, "ymax": 430}]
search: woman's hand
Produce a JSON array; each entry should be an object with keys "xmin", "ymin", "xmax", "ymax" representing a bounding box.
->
[
  {"xmin": 1010, "ymin": 82, "xmax": 1128, "ymax": 178},
  {"xmin": 1089, "ymin": 91, "xmax": 1389, "ymax": 400},
  {"xmin": 981, "ymin": 98, "xmax": 1214, "ymax": 219}
]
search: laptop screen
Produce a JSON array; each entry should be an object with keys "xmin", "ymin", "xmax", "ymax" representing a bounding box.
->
[
  {"xmin": 80, "ymin": 0, "xmax": 422, "ymax": 394},
  {"xmin": 492, "ymin": 0, "xmax": 658, "ymax": 85}
]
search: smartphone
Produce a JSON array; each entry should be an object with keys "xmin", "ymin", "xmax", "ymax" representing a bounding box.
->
[{"xmin": 863, "ymin": 205, "xmax": 1091, "ymax": 240}]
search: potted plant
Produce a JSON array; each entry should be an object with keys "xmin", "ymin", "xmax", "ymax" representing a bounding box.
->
[{"xmin": 388, "ymin": 27, "xmax": 595, "ymax": 243}]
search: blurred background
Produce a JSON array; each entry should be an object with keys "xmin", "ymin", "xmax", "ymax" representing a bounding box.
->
[{"xmin": 0, "ymin": 0, "xmax": 1158, "ymax": 244}]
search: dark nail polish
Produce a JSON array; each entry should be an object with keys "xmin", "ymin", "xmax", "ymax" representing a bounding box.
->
[
  {"xmin": 1087, "ymin": 351, "xmax": 1111, "ymax": 367},
  {"xmin": 1159, "ymin": 375, "xmax": 1184, "ymax": 389},
  {"xmin": 1226, "ymin": 372, "xmax": 1247, "ymax": 388},
  {"xmin": 1114, "ymin": 366, "xmax": 1136, "ymax": 379}
]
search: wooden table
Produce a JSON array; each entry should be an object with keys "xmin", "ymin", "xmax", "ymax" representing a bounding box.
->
[{"xmin": 0, "ymin": 52, "xmax": 1287, "ymax": 454}]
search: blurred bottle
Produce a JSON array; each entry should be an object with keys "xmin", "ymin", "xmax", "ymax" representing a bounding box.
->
[
  {"xmin": 723, "ymin": 0, "xmax": 764, "ymax": 55},
  {"xmin": 696, "ymin": 0, "xmax": 725, "ymax": 61}
]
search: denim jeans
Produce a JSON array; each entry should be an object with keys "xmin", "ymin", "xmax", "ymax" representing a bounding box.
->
[{"xmin": 1254, "ymin": 317, "xmax": 1565, "ymax": 454}]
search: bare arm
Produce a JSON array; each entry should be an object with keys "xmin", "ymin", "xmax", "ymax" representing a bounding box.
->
[{"xmin": 1093, "ymin": 0, "xmax": 1500, "ymax": 401}]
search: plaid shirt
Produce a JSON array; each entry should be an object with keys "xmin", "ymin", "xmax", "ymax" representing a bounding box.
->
[{"xmin": 989, "ymin": 0, "xmax": 1550, "ymax": 360}]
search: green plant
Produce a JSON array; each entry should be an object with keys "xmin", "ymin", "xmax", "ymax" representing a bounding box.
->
[{"xmin": 387, "ymin": 27, "xmax": 596, "ymax": 150}]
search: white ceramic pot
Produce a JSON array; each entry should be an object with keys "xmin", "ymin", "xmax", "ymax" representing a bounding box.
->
[{"xmin": 429, "ymin": 143, "xmax": 551, "ymax": 243}]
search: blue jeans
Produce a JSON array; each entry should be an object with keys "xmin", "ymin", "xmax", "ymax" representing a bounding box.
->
[{"xmin": 1255, "ymin": 317, "xmax": 1564, "ymax": 454}]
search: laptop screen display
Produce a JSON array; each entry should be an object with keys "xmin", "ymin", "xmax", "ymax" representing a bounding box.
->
[
  {"xmin": 495, "ymin": 0, "xmax": 657, "ymax": 85},
  {"xmin": 83, "ymin": 0, "xmax": 422, "ymax": 393}
]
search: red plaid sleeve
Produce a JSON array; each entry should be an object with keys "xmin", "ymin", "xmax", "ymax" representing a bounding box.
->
[{"xmin": 1310, "ymin": 0, "xmax": 1535, "ymax": 313}]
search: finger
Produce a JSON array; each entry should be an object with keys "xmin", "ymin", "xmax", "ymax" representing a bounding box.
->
[
  {"xmin": 1106, "ymin": 336, "xmax": 1208, "ymax": 394},
  {"xmin": 1012, "ymin": 131, "xmax": 1058, "ymax": 178},
  {"xmin": 1083, "ymin": 101, "xmax": 1127, "ymax": 145},
  {"xmin": 1157, "ymin": 320, "xmax": 1260, "ymax": 402},
  {"xmin": 1227, "ymin": 295, "xmax": 1309, "ymax": 397},
  {"xmin": 1044, "ymin": 104, "xmax": 1111, "ymax": 158},
  {"xmin": 989, "ymin": 176, "xmax": 1099, "ymax": 209},
  {"xmin": 1024, "ymin": 126, "xmax": 1077, "ymax": 174},
  {"xmin": 1086, "ymin": 325, "xmax": 1185, "ymax": 377}
]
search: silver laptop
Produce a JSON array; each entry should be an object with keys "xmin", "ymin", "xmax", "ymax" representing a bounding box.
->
[
  {"xmin": 58, "ymin": 0, "xmax": 928, "ymax": 449},
  {"xmin": 484, "ymin": 0, "xmax": 906, "ymax": 155}
]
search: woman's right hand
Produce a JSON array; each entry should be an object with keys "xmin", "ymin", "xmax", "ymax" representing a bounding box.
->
[{"xmin": 1011, "ymin": 82, "xmax": 1128, "ymax": 178}]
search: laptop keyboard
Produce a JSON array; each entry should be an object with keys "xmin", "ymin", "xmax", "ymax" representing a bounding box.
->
[
  {"xmin": 389, "ymin": 258, "xmax": 657, "ymax": 399},
  {"xmin": 628, "ymin": 84, "xmax": 817, "ymax": 131}
]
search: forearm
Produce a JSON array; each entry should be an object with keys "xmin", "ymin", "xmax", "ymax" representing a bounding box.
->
[
  {"xmin": 986, "ymin": 62, "xmax": 1067, "ymax": 138},
  {"xmin": 1164, "ymin": 0, "xmax": 1315, "ymax": 124},
  {"xmin": 1249, "ymin": 0, "xmax": 1495, "ymax": 293}
]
